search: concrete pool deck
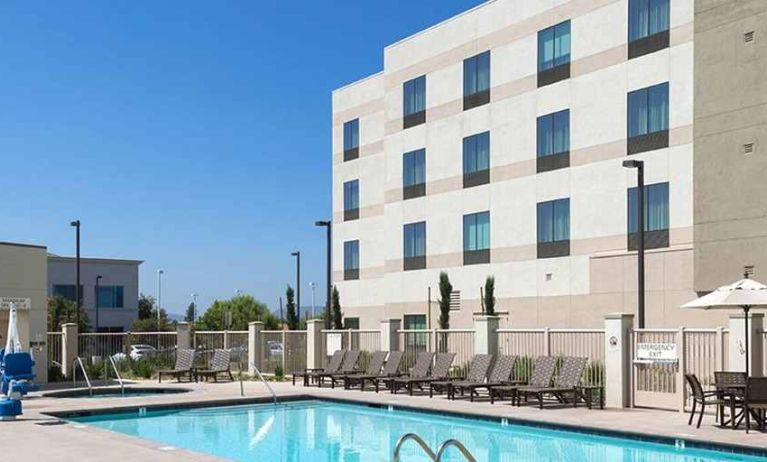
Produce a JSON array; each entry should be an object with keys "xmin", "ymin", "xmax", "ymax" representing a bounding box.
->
[{"xmin": 4, "ymin": 379, "xmax": 767, "ymax": 460}]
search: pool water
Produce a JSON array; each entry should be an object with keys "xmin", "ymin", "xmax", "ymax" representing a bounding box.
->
[{"xmin": 70, "ymin": 400, "xmax": 765, "ymax": 462}]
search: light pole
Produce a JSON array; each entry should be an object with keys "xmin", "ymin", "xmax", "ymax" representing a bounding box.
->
[
  {"xmin": 291, "ymin": 251, "xmax": 301, "ymax": 322},
  {"xmin": 156, "ymin": 269, "xmax": 164, "ymax": 329},
  {"xmin": 95, "ymin": 275, "xmax": 102, "ymax": 332},
  {"xmin": 315, "ymin": 220, "xmax": 331, "ymax": 328},
  {"xmin": 309, "ymin": 282, "xmax": 317, "ymax": 319},
  {"xmin": 623, "ymin": 159, "xmax": 645, "ymax": 328},
  {"xmin": 70, "ymin": 220, "xmax": 81, "ymax": 328},
  {"xmin": 191, "ymin": 293, "xmax": 198, "ymax": 326}
]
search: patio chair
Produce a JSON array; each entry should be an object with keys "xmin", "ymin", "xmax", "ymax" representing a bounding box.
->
[
  {"xmin": 158, "ymin": 349, "xmax": 196, "ymax": 383},
  {"xmin": 391, "ymin": 352, "xmax": 455, "ymax": 396},
  {"xmin": 376, "ymin": 351, "xmax": 434, "ymax": 393},
  {"xmin": 345, "ymin": 351, "xmax": 404, "ymax": 391},
  {"xmin": 745, "ymin": 377, "xmax": 767, "ymax": 433},
  {"xmin": 489, "ymin": 356, "xmax": 557, "ymax": 404},
  {"xmin": 450, "ymin": 355, "xmax": 518, "ymax": 401},
  {"xmin": 516, "ymin": 357, "xmax": 587, "ymax": 408},
  {"xmin": 685, "ymin": 373, "xmax": 728, "ymax": 429},
  {"xmin": 293, "ymin": 350, "xmax": 345, "ymax": 386},
  {"xmin": 327, "ymin": 351, "xmax": 387, "ymax": 389},
  {"xmin": 317, "ymin": 350, "xmax": 361, "ymax": 388},
  {"xmin": 195, "ymin": 349, "xmax": 234, "ymax": 382},
  {"xmin": 428, "ymin": 354, "xmax": 492, "ymax": 399}
]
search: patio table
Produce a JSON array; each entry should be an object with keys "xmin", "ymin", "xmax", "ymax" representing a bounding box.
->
[{"xmin": 711, "ymin": 381, "xmax": 765, "ymax": 430}]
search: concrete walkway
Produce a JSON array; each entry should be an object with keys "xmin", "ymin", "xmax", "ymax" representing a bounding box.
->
[{"xmin": 3, "ymin": 379, "xmax": 766, "ymax": 460}]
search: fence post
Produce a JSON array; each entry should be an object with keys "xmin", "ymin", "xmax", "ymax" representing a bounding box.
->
[
  {"xmin": 248, "ymin": 321, "xmax": 264, "ymax": 374},
  {"xmin": 604, "ymin": 313, "xmax": 633, "ymax": 409},
  {"xmin": 677, "ymin": 327, "xmax": 686, "ymax": 413},
  {"xmin": 61, "ymin": 323, "xmax": 78, "ymax": 378},
  {"xmin": 224, "ymin": 330, "xmax": 229, "ymax": 350},
  {"xmin": 176, "ymin": 322, "xmax": 191, "ymax": 350},
  {"xmin": 473, "ymin": 315, "xmax": 499, "ymax": 355},
  {"xmin": 281, "ymin": 330, "xmax": 287, "ymax": 372},
  {"xmin": 543, "ymin": 328, "xmax": 551, "ymax": 357},
  {"xmin": 715, "ymin": 326, "xmax": 724, "ymax": 372},
  {"xmin": 380, "ymin": 319, "xmax": 401, "ymax": 352},
  {"xmin": 729, "ymin": 312, "xmax": 764, "ymax": 376},
  {"xmin": 347, "ymin": 328, "xmax": 353, "ymax": 350},
  {"xmin": 306, "ymin": 319, "xmax": 324, "ymax": 370}
]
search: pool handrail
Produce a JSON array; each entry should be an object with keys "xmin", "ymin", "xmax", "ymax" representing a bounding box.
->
[
  {"xmin": 240, "ymin": 360, "xmax": 277, "ymax": 405},
  {"xmin": 392, "ymin": 433, "xmax": 476, "ymax": 462},
  {"xmin": 72, "ymin": 357, "xmax": 92, "ymax": 397},
  {"xmin": 106, "ymin": 355, "xmax": 125, "ymax": 396},
  {"xmin": 435, "ymin": 439, "xmax": 477, "ymax": 462}
]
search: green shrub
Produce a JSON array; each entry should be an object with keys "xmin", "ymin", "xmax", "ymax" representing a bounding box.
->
[
  {"xmin": 274, "ymin": 363, "xmax": 284, "ymax": 380},
  {"xmin": 48, "ymin": 366, "xmax": 65, "ymax": 382},
  {"xmin": 131, "ymin": 359, "xmax": 154, "ymax": 379}
]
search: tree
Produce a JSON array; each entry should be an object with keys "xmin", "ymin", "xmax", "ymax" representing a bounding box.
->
[
  {"xmin": 437, "ymin": 272, "xmax": 452, "ymax": 352},
  {"xmin": 197, "ymin": 294, "xmax": 278, "ymax": 331},
  {"xmin": 47, "ymin": 296, "xmax": 90, "ymax": 332},
  {"xmin": 285, "ymin": 286, "xmax": 298, "ymax": 330},
  {"xmin": 131, "ymin": 308, "xmax": 174, "ymax": 332},
  {"xmin": 184, "ymin": 302, "xmax": 195, "ymax": 323},
  {"xmin": 138, "ymin": 294, "xmax": 154, "ymax": 320},
  {"xmin": 331, "ymin": 286, "xmax": 343, "ymax": 329},
  {"xmin": 484, "ymin": 276, "xmax": 496, "ymax": 316}
]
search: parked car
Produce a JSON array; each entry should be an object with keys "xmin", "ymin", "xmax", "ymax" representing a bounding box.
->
[
  {"xmin": 129, "ymin": 344, "xmax": 157, "ymax": 360},
  {"xmin": 267, "ymin": 341, "xmax": 283, "ymax": 359}
]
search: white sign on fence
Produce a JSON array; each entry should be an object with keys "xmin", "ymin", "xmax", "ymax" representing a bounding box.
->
[
  {"xmin": 0, "ymin": 298, "xmax": 31, "ymax": 310},
  {"xmin": 636, "ymin": 343, "xmax": 678, "ymax": 363},
  {"xmin": 326, "ymin": 333, "xmax": 342, "ymax": 356}
]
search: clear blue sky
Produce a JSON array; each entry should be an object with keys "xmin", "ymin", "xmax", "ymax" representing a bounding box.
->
[{"xmin": 0, "ymin": 0, "xmax": 482, "ymax": 316}]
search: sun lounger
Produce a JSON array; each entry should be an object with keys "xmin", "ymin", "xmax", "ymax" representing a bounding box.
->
[
  {"xmin": 488, "ymin": 356, "xmax": 557, "ymax": 404},
  {"xmin": 376, "ymin": 351, "xmax": 434, "ymax": 393},
  {"xmin": 158, "ymin": 349, "xmax": 196, "ymax": 383},
  {"xmin": 449, "ymin": 355, "xmax": 518, "ymax": 401},
  {"xmin": 327, "ymin": 351, "xmax": 387, "ymax": 389},
  {"xmin": 345, "ymin": 351, "xmax": 404, "ymax": 391},
  {"xmin": 516, "ymin": 357, "xmax": 587, "ymax": 408},
  {"xmin": 293, "ymin": 350, "xmax": 345, "ymax": 386},
  {"xmin": 317, "ymin": 350, "xmax": 361, "ymax": 388},
  {"xmin": 392, "ymin": 352, "xmax": 455, "ymax": 396},
  {"xmin": 429, "ymin": 354, "xmax": 492, "ymax": 398},
  {"xmin": 195, "ymin": 349, "xmax": 234, "ymax": 382}
]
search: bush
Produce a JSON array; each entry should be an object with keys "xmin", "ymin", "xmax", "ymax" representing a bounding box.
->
[
  {"xmin": 274, "ymin": 363, "xmax": 284, "ymax": 380},
  {"xmin": 131, "ymin": 359, "xmax": 155, "ymax": 379},
  {"xmin": 48, "ymin": 365, "xmax": 65, "ymax": 382}
]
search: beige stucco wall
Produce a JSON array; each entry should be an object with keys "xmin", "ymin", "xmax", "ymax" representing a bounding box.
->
[
  {"xmin": 693, "ymin": 0, "xmax": 767, "ymax": 291},
  {"xmin": 0, "ymin": 242, "xmax": 48, "ymax": 382}
]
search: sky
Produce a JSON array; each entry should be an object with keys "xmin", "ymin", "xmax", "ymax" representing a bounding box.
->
[{"xmin": 0, "ymin": 1, "xmax": 485, "ymax": 316}]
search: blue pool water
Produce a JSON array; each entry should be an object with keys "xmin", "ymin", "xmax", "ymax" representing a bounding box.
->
[{"xmin": 70, "ymin": 400, "xmax": 764, "ymax": 462}]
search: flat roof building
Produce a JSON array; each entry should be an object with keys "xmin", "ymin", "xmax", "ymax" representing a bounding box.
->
[{"xmin": 331, "ymin": 0, "xmax": 767, "ymax": 330}]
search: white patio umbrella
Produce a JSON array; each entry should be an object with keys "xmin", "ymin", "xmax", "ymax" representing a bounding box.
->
[
  {"xmin": 5, "ymin": 302, "xmax": 22, "ymax": 355},
  {"xmin": 681, "ymin": 277, "xmax": 767, "ymax": 375}
]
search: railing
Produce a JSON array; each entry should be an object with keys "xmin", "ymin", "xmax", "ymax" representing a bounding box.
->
[
  {"xmin": 392, "ymin": 433, "xmax": 476, "ymax": 462},
  {"xmin": 76, "ymin": 332, "xmax": 177, "ymax": 368},
  {"xmin": 72, "ymin": 357, "xmax": 92, "ymax": 396},
  {"xmin": 320, "ymin": 329, "xmax": 380, "ymax": 369},
  {"xmin": 47, "ymin": 332, "xmax": 63, "ymax": 369},
  {"xmin": 241, "ymin": 360, "xmax": 277, "ymax": 405},
  {"xmin": 105, "ymin": 355, "xmax": 125, "ymax": 395},
  {"xmin": 397, "ymin": 329, "xmax": 475, "ymax": 377},
  {"xmin": 259, "ymin": 330, "xmax": 307, "ymax": 375}
]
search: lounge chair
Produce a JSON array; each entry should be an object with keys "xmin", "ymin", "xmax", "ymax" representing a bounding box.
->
[
  {"xmin": 345, "ymin": 351, "xmax": 404, "ymax": 391},
  {"xmin": 317, "ymin": 350, "xmax": 361, "ymax": 388},
  {"xmin": 391, "ymin": 352, "xmax": 455, "ymax": 396},
  {"xmin": 449, "ymin": 355, "xmax": 518, "ymax": 401},
  {"xmin": 516, "ymin": 357, "xmax": 587, "ymax": 408},
  {"xmin": 1, "ymin": 352, "xmax": 38, "ymax": 396},
  {"xmin": 489, "ymin": 356, "xmax": 557, "ymax": 404},
  {"xmin": 158, "ymin": 349, "xmax": 196, "ymax": 383},
  {"xmin": 429, "ymin": 354, "xmax": 492, "ymax": 399},
  {"xmin": 745, "ymin": 377, "xmax": 767, "ymax": 433},
  {"xmin": 195, "ymin": 349, "xmax": 234, "ymax": 382},
  {"xmin": 330, "ymin": 351, "xmax": 387, "ymax": 389},
  {"xmin": 293, "ymin": 350, "xmax": 345, "ymax": 386},
  {"xmin": 376, "ymin": 351, "xmax": 434, "ymax": 393}
]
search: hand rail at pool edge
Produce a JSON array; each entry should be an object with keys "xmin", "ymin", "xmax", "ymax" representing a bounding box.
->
[
  {"xmin": 240, "ymin": 361, "xmax": 277, "ymax": 405},
  {"xmin": 392, "ymin": 433, "xmax": 476, "ymax": 462},
  {"xmin": 435, "ymin": 439, "xmax": 477, "ymax": 462},
  {"xmin": 107, "ymin": 355, "xmax": 125, "ymax": 396},
  {"xmin": 72, "ymin": 357, "xmax": 92, "ymax": 397}
]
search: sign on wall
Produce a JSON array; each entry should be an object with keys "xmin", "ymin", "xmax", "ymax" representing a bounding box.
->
[
  {"xmin": 326, "ymin": 333, "xmax": 342, "ymax": 356},
  {"xmin": 0, "ymin": 298, "xmax": 31, "ymax": 310},
  {"xmin": 636, "ymin": 342, "xmax": 678, "ymax": 363}
]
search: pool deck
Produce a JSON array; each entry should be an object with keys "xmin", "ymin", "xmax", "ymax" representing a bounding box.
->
[{"xmin": 5, "ymin": 379, "xmax": 767, "ymax": 460}]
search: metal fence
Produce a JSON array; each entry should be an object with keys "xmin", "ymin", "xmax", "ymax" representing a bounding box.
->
[
  {"xmin": 76, "ymin": 332, "xmax": 177, "ymax": 367},
  {"xmin": 47, "ymin": 332, "xmax": 63, "ymax": 369},
  {"xmin": 397, "ymin": 329, "xmax": 475, "ymax": 377},
  {"xmin": 320, "ymin": 329, "xmax": 381, "ymax": 371},
  {"xmin": 259, "ymin": 330, "xmax": 307, "ymax": 374}
]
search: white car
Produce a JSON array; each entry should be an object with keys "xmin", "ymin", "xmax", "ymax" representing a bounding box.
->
[
  {"xmin": 267, "ymin": 341, "xmax": 283, "ymax": 359},
  {"xmin": 129, "ymin": 344, "xmax": 157, "ymax": 360}
]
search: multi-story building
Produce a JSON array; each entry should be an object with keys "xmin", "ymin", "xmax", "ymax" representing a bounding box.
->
[
  {"xmin": 331, "ymin": 0, "xmax": 767, "ymax": 329},
  {"xmin": 47, "ymin": 254, "xmax": 142, "ymax": 332}
]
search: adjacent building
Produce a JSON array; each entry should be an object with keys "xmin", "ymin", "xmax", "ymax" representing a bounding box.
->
[
  {"xmin": 47, "ymin": 254, "xmax": 142, "ymax": 332},
  {"xmin": 331, "ymin": 0, "xmax": 767, "ymax": 329}
]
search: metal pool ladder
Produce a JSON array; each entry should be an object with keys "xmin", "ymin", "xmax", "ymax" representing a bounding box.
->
[
  {"xmin": 239, "ymin": 361, "xmax": 277, "ymax": 405},
  {"xmin": 72, "ymin": 357, "xmax": 93, "ymax": 397},
  {"xmin": 104, "ymin": 355, "xmax": 125, "ymax": 396},
  {"xmin": 392, "ymin": 433, "xmax": 477, "ymax": 462}
]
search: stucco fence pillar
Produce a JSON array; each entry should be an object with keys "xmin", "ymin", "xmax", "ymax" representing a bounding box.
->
[
  {"xmin": 247, "ymin": 321, "xmax": 264, "ymax": 374},
  {"xmin": 61, "ymin": 322, "xmax": 78, "ymax": 378},
  {"xmin": 604, "ymin": 313, "xmax": 634, "ymax": 409}
]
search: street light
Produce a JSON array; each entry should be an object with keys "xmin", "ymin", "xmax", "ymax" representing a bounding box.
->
[
  {"xmin": 70, "ymin": 220, "xmax": 81, "ymax": 328},
  {"xmin": 95, "ymin": 275, "xmax": 103, "ymax": 332},
  {"xmin": 623, "ymin": 159, "xmax": 645, "ymax": 328},
  {"xmin": 315, "ymin": 220, "xmax": 331, "ymax": 328},
  {"xmin": 156, "ymin": 269, "xmax": 164, "ymax": 329},
  {"xmin": 291, "ymin": 251, "xmax": 301, "ymax": 322},
  {"xmin": 309, "ymin": 282, "xmax": 317, "ymax": 319}
]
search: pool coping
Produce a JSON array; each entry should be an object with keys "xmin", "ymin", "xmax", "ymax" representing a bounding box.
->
[
  {"xmin": 45, "ymin": 393, "xmax": 767, "ymax": 458},
  {"xmin": 42, "ymin": 386, "xmax": 193, "ymax": 399}
]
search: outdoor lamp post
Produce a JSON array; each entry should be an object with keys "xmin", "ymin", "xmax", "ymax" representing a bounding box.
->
[
  {"xmin": 291, "ymin": 251, "xmax": 301, "ymax": 321},
  {"xmin": 315, "ymin": 220, "xmax": 332, "ymax": 328},
  {"xmin": 70, "ymin": 220, "xmax": 81, "ymax": 328},
  {"xmin": 623, "ymin": 159, "xmax": 645, "ymax": 328},
  {"xmin": 95, "ymin": 275, "xmax": 102, "ymax": 331}
]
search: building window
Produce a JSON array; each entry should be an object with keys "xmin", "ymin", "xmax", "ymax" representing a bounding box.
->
[
  {"xmin": 403, "ymin": 221, "xmax": 426, "ymax": 271},
  {"xmin": 537, "ymin": 109, "xmax": 570, "ymax": 173},
  {"xmin": 343, "ymin": 119, "xmax": 359, "ymax": 161},
  {"xmin": 463, "ymin": 211, "xmax": 490, "ymax": 265},
  {"xmin": 403, "ymin": 75, "xmax": 426, "ymax": 129},
  {"xmin": 96, "ymin": 286, "xmax": 124, "ymax": 309},
  {"xmin": 537, "ymin": 198, "xmax": 570, "ymax": 258},
  {"xmin": 344, "ymin": 240, "xmax": 359, "ymax": 280},
  {"xmin": 628, "ymin": 82, "xmax": 669, "ymax": 154},
  {"xmin": 343, "ymin": 180, "xmax": 359, "ymax": 221},
  {"xmin": 628, "ymin": 182, "xmax": 669, "ymax": 250},
  {"xmin": 403, "ymin": 314, "xmax": 427, "ymax": 350},
  {"xmin": 402, "ymin": 149, "xmax": 426, "ymax": 200},
  {"xmin": 344, "ymin": 317, "xmax": 360, "ymax": 329},
  {"xmin": 53, "ymin": 284, "xmax": 83, "ymax": 305},
  {"xmin": 463, "ymin": 51, "xmax": 490, "ymax": 110},
  {"xmin": 538, "ymin": 21, "xmax": 571, "ymax": 87},
  {"xmin": 463, "ymin": 131, "xmax": 490, "ymax": 188},
  {"xmin": 628, "ymin": 0, "xmax": 670, "ymax": 58}
]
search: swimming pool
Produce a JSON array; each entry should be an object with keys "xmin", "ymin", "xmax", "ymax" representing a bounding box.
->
[{"xmin": 67, "ymin": 399, "xmax": 765, "ymax": 461}]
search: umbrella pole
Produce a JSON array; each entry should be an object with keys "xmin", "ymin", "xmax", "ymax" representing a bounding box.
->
[{"xmin": 744, "ymin": 305, "xmax": 751, "ymax": 376}]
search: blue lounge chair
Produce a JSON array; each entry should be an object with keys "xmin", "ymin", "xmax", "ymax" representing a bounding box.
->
[{"xmin": 1, "ymin": 352, "xmax": 39, "ymax": 395}]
